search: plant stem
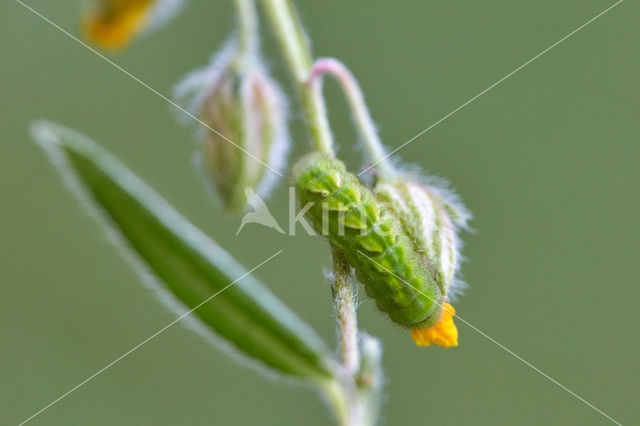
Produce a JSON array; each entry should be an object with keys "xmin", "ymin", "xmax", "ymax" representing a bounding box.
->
[
  {"xmin": 234, "ymin": 0, "xmax": 259, "ymax": 55},
  {"xmin": 260, "ymin": 0, "xmax": 334, "ymax": 156},
  {"xmin": 355, "ymin": 334, "xmax": 383, "ymax": 426},
  {"xmin": 331, "ymin": 249, "xmax": 360, "ymax": 375},
  {"xmin": 321, "ymin": 379, "xmax": 351, "ymax": 426},
  {"xmin": 331, "ymin": 249, "xmax": 366, "ymax": 426},
  {"xmin": 308, "ymin": 58, "xmax": 396, "ymax": 179},
  {"xmin": 258, "ymin": 3, "xmax": 384, "ymax": 424}
]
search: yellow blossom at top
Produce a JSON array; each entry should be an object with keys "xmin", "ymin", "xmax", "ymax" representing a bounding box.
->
[
  {"xmin": 411, "ymin": 303, "xmax": 458, "ymax": 348},
  {"xmin": 83, "ymin": 0, "xmax": 156, "ymax": 50}
]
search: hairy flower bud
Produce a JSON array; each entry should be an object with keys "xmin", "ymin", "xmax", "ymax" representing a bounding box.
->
[
  {"xmin": 294, "ymin": 153, "xmax": 443, "ymax": 329},
  {"xmin": 375, "ymin": 175, "xmax": 471, "ymax": 347},
  {"xmin": 84, "ymin": 0, "xmax": 185, "ymax": 50},
  {"xmin": 174, "ymin": 43, "xmax": 289, "ymax": 212},
  {"xmin": 376, "ymin": 177, "xmax": 470, "ymax": 300}
]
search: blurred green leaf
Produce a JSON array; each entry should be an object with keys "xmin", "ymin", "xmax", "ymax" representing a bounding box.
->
[{"xmin": 31, "ymin": 121, "xmax": 335, "ymax": 381}]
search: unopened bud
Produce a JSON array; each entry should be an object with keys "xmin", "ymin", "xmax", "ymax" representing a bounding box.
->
[
  {"xmin": 376, "ymin": 177, "xmax": 470, "ymax": 299},
  {"xmin": 174, "ymin": 42, "xmax": 289, "ymax": 212},
  {"xmin": 84, "ymin": 0, "xmax": 185, "ymax": 50}
]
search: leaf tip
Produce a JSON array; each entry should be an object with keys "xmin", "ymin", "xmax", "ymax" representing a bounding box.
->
[
  {"xmin": 30, "ymin": 120, "xmax": 60, "ymax": 148},
  {"xmin": 30, "ymin": 121, "xmax": 98, "ymax": 164}
]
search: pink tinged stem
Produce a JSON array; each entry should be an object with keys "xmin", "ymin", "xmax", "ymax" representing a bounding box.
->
[{"xmin": 307, "ymin": 58, "xmax": 395, "ymax": 179}]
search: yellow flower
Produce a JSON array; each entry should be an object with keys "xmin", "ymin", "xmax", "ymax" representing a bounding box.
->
[
  {"xmin": 83, "ymin": 0, "xmax": 155, "ymax": 50},
  {"xmin": 84, "ymin": 0, "xmax": 185, "ymax": 50},
  {"xmin": 411, "ymin": 303, "xmax": 458, "ymax": 348}
]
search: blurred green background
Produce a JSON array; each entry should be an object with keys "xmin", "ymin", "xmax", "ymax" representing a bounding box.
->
[{"xmin": 2, "ymin": 1, "xmax": 638, "ymax": 424}]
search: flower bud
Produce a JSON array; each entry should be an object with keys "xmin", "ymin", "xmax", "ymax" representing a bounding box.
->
[
  {"xmin": 174, "ymin": 43, "xmax": 289, "ymax": 212},
  {"xmin": 84, "ymin": 0, "xmax": 185, "ymax": 50},
  {"xmin": 294, "ymin": 152, "xmax": 443, "ymax": 329},
  {"xmin": 375, "ymin": 175, "xmax": 471, "ymax": 347}
]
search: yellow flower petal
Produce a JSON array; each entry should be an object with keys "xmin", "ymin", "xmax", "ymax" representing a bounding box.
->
[
  {"xmin": 84, "ymin": 0, "xmax": 155, "ymax": 50},
  {"xmin": 411, "ymin": 303, "xmax": 458, "ymax": 348}
]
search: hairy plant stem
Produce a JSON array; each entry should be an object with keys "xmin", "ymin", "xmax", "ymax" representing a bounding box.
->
[
  {"xmin": 332, "ymin": 250, "xmax": 360, "ymax": 376},
  {"xmin": 258, "ymin": 1, "xmax": 383, "ymax": 424},
  {"xmin": 260, "ymin": 0, "xmax": 334, "ymax": 156},
  {"xmin": 308, "ymin": 58, "xmax": 396, "ymax": 179},
  {"xmin": 331, "ymin": 249, "xmax": 364, "ymax": 426}
]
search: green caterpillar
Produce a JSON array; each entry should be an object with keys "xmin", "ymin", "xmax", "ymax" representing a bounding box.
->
[{"xmin": 294, "ymin": 152, "xmax": 443, "ymax": 329}]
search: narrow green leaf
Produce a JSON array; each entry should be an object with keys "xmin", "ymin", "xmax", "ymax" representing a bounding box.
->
[{"xmin": 31, "ymin": 121, "xmax": 335, "ymax": 381}]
